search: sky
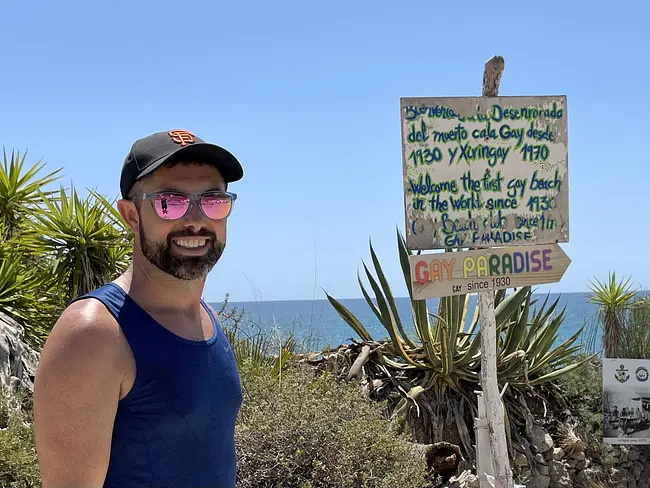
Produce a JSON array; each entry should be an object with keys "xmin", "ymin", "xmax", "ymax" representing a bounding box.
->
[{"xmin": 0, "ymin": 0, "xmax": 648, "ymax": 303}]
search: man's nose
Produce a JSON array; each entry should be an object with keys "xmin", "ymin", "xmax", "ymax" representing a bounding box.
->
[{"xmin": 182, "ymin": 200, "xmax": 207, "ymax": 229}]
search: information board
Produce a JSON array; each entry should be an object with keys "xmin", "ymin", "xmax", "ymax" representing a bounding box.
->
[{"xmin": 400, "ymin": 96, "xmax": 568, "ymax": 250}]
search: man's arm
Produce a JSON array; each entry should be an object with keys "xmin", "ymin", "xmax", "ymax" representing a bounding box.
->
[{"xmin": 34, "ymin": 299, "xmax": 126, "ymax": 488}]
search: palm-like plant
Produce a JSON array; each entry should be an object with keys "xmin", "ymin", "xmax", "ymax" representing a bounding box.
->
[
  {"xmin": 28, "ymin": 185, "xmax": 133, "ymax": 303},
  {"xmin": 0, "ymin": 149, "xmax": 62, "ymax": 240},
  {"xmin": 587, "ymin": 272, "xmax": 637, "ymax": 358},
  {"xmin": 0, "ymin": 220, "xmax": 59, "ymax": 346}
]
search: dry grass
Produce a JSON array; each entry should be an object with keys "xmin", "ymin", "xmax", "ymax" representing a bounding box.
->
[{"xmin": 557, "ymin": 421, "xmax": 586, "ymax": 457}]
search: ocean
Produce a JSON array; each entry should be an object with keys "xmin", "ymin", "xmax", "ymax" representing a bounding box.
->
[{"xmin": 211, "ymin": 292, "xmax": 601, "ymax": 354}]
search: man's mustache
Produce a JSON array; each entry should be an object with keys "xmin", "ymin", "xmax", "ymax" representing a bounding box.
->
[{"xmin": 167, "ymin": 229, "xmax": 216, "ymax": 240}]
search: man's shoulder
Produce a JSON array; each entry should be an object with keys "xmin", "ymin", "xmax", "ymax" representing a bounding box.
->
[
  {"xmin": 58, "ymin": 296, "xmax": 119, "ymax": 333},
  {"xmin": 42, "ymin": 297, "xmax": 124, "ymax": 366}
]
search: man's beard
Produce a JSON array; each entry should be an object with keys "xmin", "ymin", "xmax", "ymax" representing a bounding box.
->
[{"xmin": 139, "ymin": 221, "xmax": 225, "ymax": 280}]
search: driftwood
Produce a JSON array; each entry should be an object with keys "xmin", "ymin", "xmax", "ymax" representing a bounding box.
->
[{"xmin": 346, "ymin": 344, "xmax": 373, "ymax": 381}]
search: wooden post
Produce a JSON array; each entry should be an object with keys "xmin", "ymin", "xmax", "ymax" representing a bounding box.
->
[{"xmin": 478, "ymin": 55, "xmax": 514, "ymax": 488}]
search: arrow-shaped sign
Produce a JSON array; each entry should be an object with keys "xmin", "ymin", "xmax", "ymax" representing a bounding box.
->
[{"xmin": 409, "ymin": 244, "xmax": 571, "ymax": 299}]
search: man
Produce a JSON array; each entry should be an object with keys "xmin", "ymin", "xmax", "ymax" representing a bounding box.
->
[{"xmin": 33, "ymin": 129, "xmax": 244, "ymax": 488}]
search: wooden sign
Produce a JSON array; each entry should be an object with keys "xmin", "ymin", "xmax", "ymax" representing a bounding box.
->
[
  {"xmin": 408, "ymin": 243, "xmax": 570, "ymax": 299},
  {"xmin": 400, "ymin": 95, "xmax": 569, "ymax": 251}
]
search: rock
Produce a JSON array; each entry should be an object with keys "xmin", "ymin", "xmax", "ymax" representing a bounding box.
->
[
  {"xmin": 465, "ymin": 474, "xmax": 479, "ymax": 488},
  {"xmin": 0, "ymin": 311, "xmax": 39, "ymax": 396},
  {"xmin": 542, "ymin": 448, "xmax": 554, "ymax": 463},
  {"xmin": 552, "ymin": 447, "xmax": 564, "ymax": 461},
  {"xmin": 531, "ymin": 425, "xmax": 554, "ymax": 454},
  {"xmin": 573, "ymin": 450, "xmax": 586, "ymax": 470},
  {"xmin": 629, "ymin": 448, "xmax": 641, "ymax": 462},
  {"xmin": 548, "ymin": 460, "xmax": 571, "ymax": 488},
  {"xmin": 574, "ymin": 469, "xmax": 587, "ymax": 487},
  {"xmin": 514, "ymin": 452, "xmax": 528, "ymax": 467},
  {"xmin": 530, "ymin": 471, "xmax": 550, "ymax": 488},
  {"xmin": 534, "ymin": 453, "xmax": 546, "ymax": 466},
  {"xmin": 620, "ymin": 446, "xmax": 630, "ymax": 463},
  {"xmin": 611, "ymin": 467, "xmax": 626, "ymax": 482},
  {"xmin": 575, "ymin": 468, "xmax": 603, "ymax": 488}
]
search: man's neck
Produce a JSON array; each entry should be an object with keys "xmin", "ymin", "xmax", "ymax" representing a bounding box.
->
[{"xmin": 116, "ymin": 259, "xmax": 207, "ymax": 317}]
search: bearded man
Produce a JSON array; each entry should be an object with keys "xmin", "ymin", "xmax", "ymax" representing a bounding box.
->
[{"xmin": 34, "ymin": 129, "xmax": 244, "ymax": 488}]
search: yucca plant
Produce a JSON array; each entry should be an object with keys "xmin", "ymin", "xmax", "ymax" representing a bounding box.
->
[
  {"xmin": 0, "ymin": 220, "xmax": 59, "ymax": 346},
  {"xmin": 325, "ymin": 228, "xmax": 594, "ymax": 455},
  {"xmin": 27, "ymin": 185, "xmax": 132, "ymax": 303},
  {"xmin": 0, "ymin": 149, "xmax": 62, "ymax": 240},
  {"xmin": 587, "ymin": 272, "xmax": 637, "ymax": 358}
]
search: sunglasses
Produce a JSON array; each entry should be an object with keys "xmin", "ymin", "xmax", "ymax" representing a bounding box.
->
[{"xmin": 141, "ymin": 190, "xmax": 237, "ymax": 221}]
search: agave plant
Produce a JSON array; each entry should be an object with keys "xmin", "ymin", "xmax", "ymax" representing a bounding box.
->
[
  {"xmin": 0, "ymin": 149, "xmax": 62, "ymax": 240},
  {"xmin": 587, "ymin": 272, "xmax": 637, "ymax": 358},
  {"xmin": 325, "ymin": 228, "xmax": 594, "ymax": 453},
  {"xmin": 27, "ymin": 185, "xmax": 133, "ymax": 303}
]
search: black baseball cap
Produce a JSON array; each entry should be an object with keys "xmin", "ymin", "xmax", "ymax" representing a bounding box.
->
[{"xmin": 120, "ymin": 129, "xmax": 243, "ymax": 198}]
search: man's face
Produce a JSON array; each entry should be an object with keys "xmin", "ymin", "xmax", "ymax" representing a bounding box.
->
[{"xmin": 129, "ymin": 163, "xmax": 229, "ymax": 281}]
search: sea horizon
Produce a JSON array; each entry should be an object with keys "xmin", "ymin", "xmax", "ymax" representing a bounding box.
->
[{"xmin": 210, "ymin": 291, "xmax": 604, "ymax": 353}]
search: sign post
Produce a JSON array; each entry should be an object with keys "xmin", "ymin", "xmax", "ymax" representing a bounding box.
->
[
  {"xmin": 399, "ymin": 55, "xmax": 570, "ymax": 488},
  {"xmin": 476, "ymin": 56, "xmax": 514, "ymax": 488}
]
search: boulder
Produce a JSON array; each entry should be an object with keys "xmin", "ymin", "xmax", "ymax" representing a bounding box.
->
[
  {"xmin": 0, "ymin": 311, "xmax": 39, "ymax": 396},
  {"xmin": 531, "ymin": 425, "xmax": 554, "ymax": 454},
  {"xmin": 549, "ymin": 460, "xmax": 571, "ymax": 488}
]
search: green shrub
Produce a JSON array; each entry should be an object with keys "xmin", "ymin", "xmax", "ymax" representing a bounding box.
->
[
  {"xmin": 620, "ymin": 297, "xmax": 650, "ymax": 359},
  {"xmin": 555, "ymin": 355, "xmax": 603, "ymax": 445},
  {"xmin": 0, "ymin": 391, "xmax": 40, "ymax": 488},
  {"xmin": 235, "ymin": 362, "xmax": 428, "ymax": 488}
]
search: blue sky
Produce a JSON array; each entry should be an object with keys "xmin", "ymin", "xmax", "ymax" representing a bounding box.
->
[{"xmin": 1, "ymin": 0, "xmax": 648, "ymax": 302}]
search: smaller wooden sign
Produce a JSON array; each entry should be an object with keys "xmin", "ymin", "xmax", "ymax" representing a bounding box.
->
[{"xmin": 409, "ymin": 243, "xmax": 570, "ymax": 299}]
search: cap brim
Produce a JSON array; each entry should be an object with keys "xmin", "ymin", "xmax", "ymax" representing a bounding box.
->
[{"xmin": 137, "ymin": 142, "xmax": 243, "ymax": 183}]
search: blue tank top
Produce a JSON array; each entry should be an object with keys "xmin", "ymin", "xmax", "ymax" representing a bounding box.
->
[{"xmin": 75, "ymin": 283, "xmax": 243, "ymax": 488}]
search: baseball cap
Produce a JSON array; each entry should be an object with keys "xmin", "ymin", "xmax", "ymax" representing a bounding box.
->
[{"xmin": 120, "ymin": 129, "xmax": 243, "ymax": 199}]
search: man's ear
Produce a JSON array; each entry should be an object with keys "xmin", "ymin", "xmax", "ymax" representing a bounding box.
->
[{"xmin": 117, "ymin": 199, "xmax": 140, "ymax": 235}]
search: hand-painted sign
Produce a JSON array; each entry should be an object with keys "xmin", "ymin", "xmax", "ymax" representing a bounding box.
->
[
  {"xmin": 408, "ymin": 244, "xmax": 570, "ymax": 299},
  {"xmin": 400, "ymin": 96, "xmax": 568, "ymax": 251}
]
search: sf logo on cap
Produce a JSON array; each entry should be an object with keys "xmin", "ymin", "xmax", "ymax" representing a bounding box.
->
[{"xmin": 168, "ymin": 130, "xmax": 195, "ymax": 146}]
